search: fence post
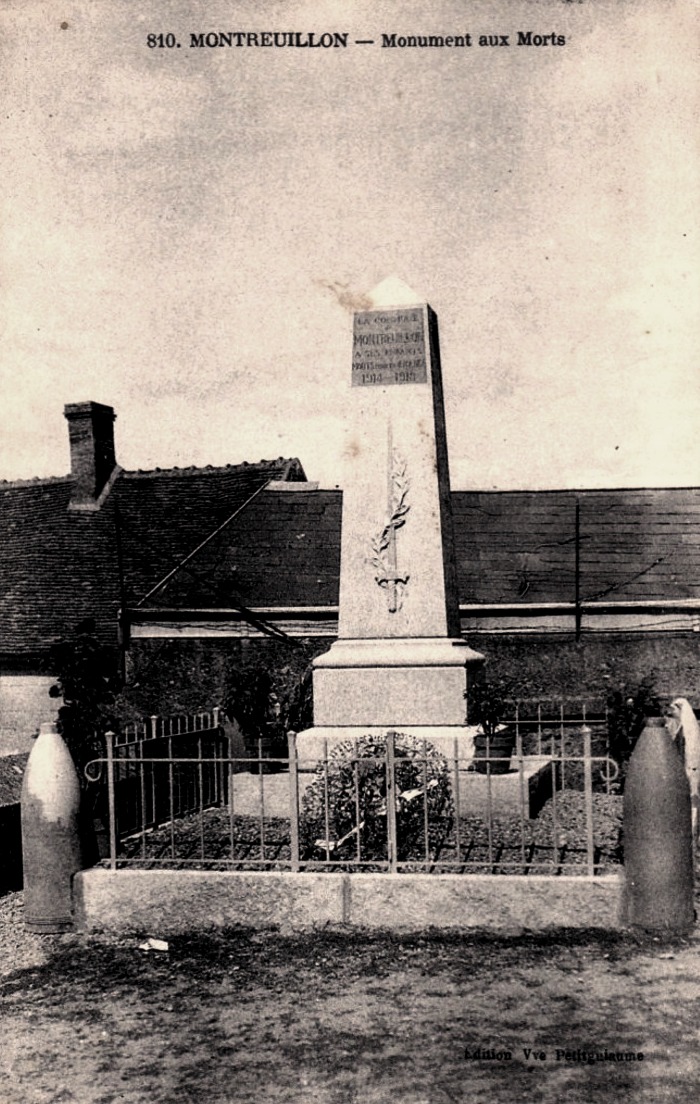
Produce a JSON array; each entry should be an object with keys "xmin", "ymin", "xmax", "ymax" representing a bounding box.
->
[
  {"xmin": 197, "ymin": 732, "xmax": 205, "ymax": 860},
  {"xmin": 138, "ymin": 738, "xmax": 147, "ymax": 857},
  {"xmin": 212, "ymin": 706, "xmax": 221, "ymax": 805},
  {"xmin": 288, "ymin": 731, "xmax": 300, "ymax": 872},
  {"xmin": 168, "ymin": 731, "xmax": 175, "ymax": 858},
  {"xmin": 322, "ymin": 737, "xmax": 331, "ymax": 863},
  {"xmin": 105, "ymin": 730, "xmax": 117, "ymax": 871},
  {"xmin": 227, "ymin": 722, "xmax": 235, "ymax": 859},
  {"xmin": 582, "ymin": 725, "xmax": 595, "ymax": 876},
  {"xmin": 386, "ymin": 731, "xmax": 398, "ymax": 874},
  {"xmin": 559, "ymin": 702, "xmax": 566, "ymax": 790},
  {"xmin": 258, "ymin": 737, "xmax": 266, "ymax": 857},
  {"xmin": 515, "ymin": 724, "xmax": 527, "ymax": 872},
  {"xmin": 146, "ymin": 715, "xmax": 158, "ymax": 834}
]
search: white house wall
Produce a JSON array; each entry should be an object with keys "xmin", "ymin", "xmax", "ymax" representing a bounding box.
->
[{"xmin": 0, "ymin": 676, "xmax": 56, "ymax": 755}]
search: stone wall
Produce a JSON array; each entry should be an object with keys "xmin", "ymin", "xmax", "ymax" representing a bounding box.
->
[
  {"xmin": 469, "ymin": 633, "xmax": 699, "ymax": 703},
  {"xmin": 123, "ymin": 632, "xmax": 699, "ymax": 719}
]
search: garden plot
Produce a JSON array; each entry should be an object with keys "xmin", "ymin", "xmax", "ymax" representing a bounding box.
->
[{"xmin": 114, "ymin": 790, "xmax": 622, "ymax": 875}]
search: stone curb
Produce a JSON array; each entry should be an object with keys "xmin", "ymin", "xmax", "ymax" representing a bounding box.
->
[{"xmin": 73, "ymin": 869, "xmax": 624, "ymax": 934}]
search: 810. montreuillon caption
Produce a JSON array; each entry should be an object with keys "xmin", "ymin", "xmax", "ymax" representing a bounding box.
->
[{"xmin": 146, "ymin": 32, "xmax": 566, "ymax": 49}]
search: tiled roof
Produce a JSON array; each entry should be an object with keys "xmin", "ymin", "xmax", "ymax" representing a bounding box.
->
[
  {"xmin": 2, "ymin": 472, "xmax": 699, "ymax": 657},
  {"xmin": 0, "ymin": 476, "xmax": 121, "ymax": 655},
  {"xmin": 0, "ymin": 459, "xmax": 302, "ymax": 656},
  {"xmin": 154, "ymin": 489, "xmax": 343, "ymax": 609},
  {"xmin": 116, "ymin": 459, "xmax": 305, "ymax": 607},
  {"xmin": 144, "ymin": 486, "xmax": 700, "ymax": 612},
  {"xmin": 452, "ymin": 488, "xmax": 700, "ymax": 605}
]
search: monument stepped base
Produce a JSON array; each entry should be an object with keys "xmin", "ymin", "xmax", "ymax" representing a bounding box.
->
[
  {"xmin": 312, "ymin": 637, "xmax": 484, "ymax": 728},
  {"xmin": 459, "ymin": 757, "xmax": 560, "ymax": 820},
  {"xmin": 295, "ymin": 724, "xmax": 477, "ymax": 764}
]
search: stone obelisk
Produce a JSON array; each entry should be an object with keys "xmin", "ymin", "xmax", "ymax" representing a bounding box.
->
[{"xmin": 300, "ymin": 277, "xmax": 483, "ymax": 756}]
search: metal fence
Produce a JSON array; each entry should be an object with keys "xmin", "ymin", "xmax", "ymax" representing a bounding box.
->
[
  {"xmin": 88, "ymin": 710, "xmax": 229, "ymax": 862},
  {"xmin": 85, "ymin": 701, "xmax": 623, "ymax": 877}
]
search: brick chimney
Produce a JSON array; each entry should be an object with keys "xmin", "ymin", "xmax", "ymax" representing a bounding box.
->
[{"xmin": 64, "ymin": 402, "xmax": 117, "ymax": 509}]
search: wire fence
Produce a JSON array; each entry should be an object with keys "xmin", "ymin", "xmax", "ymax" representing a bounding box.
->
[{"xmin": 85, "ymin": 702, "xmax": 623, "ymax": 876}]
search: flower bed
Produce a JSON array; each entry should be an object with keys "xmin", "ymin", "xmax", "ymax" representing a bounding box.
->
[
  {"xmin": 432, "ymin": 792, "xmax": 623, "ymax": 874},
  {"xmin": 113, "ymin": 788, "xmax": 623, "ymax": 874},
  {"xmin": 115, "ymin": 811, "xmax": 293, "ymax": 870}
]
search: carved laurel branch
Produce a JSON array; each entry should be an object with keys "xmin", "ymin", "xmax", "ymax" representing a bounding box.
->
[{"xmin": 369, "ymin": 451, "xmax": 411, "ymax": 580}]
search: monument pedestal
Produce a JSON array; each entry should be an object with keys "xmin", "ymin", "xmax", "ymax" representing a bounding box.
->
[
  {"xmin": 299, "ymin": 635, "xmax": 483, "ymax": 761},
  {"xmin": 313, "ymin": 638, "xmax": 484, "ymax": 728}
]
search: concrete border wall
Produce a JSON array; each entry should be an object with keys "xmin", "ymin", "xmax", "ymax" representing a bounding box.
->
[{"xmin": 74, "ymin": 869, "xmax": 624, "ymax": 934}]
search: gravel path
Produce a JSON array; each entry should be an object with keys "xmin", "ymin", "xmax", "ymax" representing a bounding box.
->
[
  {"xmin": 0, "ymin": 893, "xmax": 77, "ymax": 977},
  {"xmin": 114, "ymin": 794, "xmax": 623, "ymax": 874},
  {"xmin": 3, "ymin": 889, "xmax": 700, "ymax": 1104}
]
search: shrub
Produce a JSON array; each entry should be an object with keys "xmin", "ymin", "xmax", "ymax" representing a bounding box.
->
[
  {"xmin": 49, "ymin": 619, "xmax": 119, "ymax": 780},
  {"xmin": 465, "ymin": 673, "xmax": 540, "ymax": 735},
  {"xmin": 299, "ymin": 733, "xmax": 453, "ymax": 866},
  {"xmin": 465, "ymin": 680, "xmax": 505, "ymax": 737},
  {"xmin": 123, "ymin": 637, "xmax": 323, "ymax": 739},
  {"xmin": 224, "ymin": 653, "xmax": 314, "ymax": 762}
]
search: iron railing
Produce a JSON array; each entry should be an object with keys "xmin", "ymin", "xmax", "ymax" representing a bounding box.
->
[
  {"xmin": 85, "ymin": 703, "xmax": 623, "ymax": 876},
  {"xmin": 87, "ymin": 710, "xmax": 229, "ymax": 862}
]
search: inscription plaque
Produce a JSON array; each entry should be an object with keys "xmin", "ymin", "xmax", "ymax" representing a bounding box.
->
[{"xmin": 352, "ymin": 308, "xmax": 427, "ymax": 387}]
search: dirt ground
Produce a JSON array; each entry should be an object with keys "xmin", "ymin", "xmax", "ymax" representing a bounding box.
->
[{"xmin": 2, "ymin": 889, "xmax": 700, "ymax": 1104}]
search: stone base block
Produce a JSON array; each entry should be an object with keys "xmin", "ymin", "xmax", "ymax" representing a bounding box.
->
[
  {"xmin": 459, "ymin": 758, "xmax": 559, "ymax": 820},
  {"xmin": 312, "ymin": 637, "xmax": 483, "ymax": 727},
  {"xmin": 225, "ymin": 754, "xmax": 558, "ymax": 822}
]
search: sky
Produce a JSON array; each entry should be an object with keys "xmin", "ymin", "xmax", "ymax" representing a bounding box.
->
[{"xmin": 1, "ymin": 0, "xmax": 698, "ymax": 491}]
